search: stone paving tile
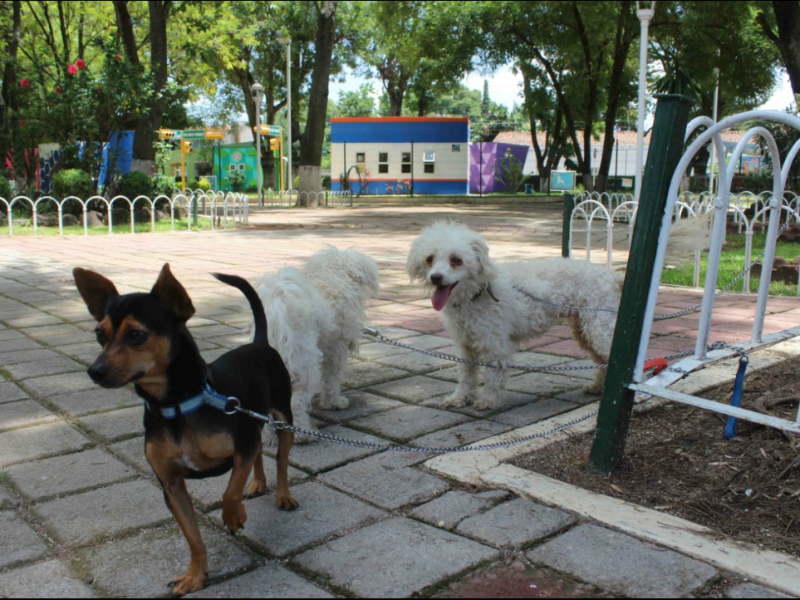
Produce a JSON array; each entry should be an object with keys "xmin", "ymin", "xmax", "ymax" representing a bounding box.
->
[
  {"xmin": 0, "ymin": 559, "xmax": 98, "ymax": 598},
  {"xmin": 0, "ymin": 337, "xmax": 44, "ymax": 354},
  {"xmin": 46, "ymin": 386, "xmax": 140, "ymax": 416},
  {"xmin": 34, "ymin": 479, "xmax": 171, "ymax": 546},
  {"xmin": 341, "ymin": 362, "xmax": 409, "ymax": 389},
  {"xmin": 320, "ymin": 452, "xmax": 450, "ymax": 510},
  {"xmin": 56, "ymin": 341, "xmax": 101, "ymax": 364},
  {"xmin": 20, "ymin": 323, "xmax": 85, "ymax": 341},
  {"xmin": 527, "ymin": 524, "xmax": 718, "ymax": 598},
  {"xmin": 0, "ymin": 329, "xmax": 26, "ymax": 342},
  {"xmin": 21, "ymin": 371, "xmax": 97, "ymax": 398},
  {"xmin": 4, "ymin": 314, "xmax": 65, "ymax": 329},
  {"xmin": 366, "ymin": 374, "xmax": 458, "ymax": 404},
  {"xmin": 0, "ymin": 399, "xmax": 59, "ymax": 432},
  {"xmin": 417, "ymin": 390, "xmax": 542, "ymax": 418},
  {"xmin": 0, "ymin": 421, "xmax": 91, "ymax": 467},
  {"xmin": 3, "ymin": 356, "xmax": 84, "ymax": 380},
  {"xmin": 504, "ymin": 372, "xmax": 586, "ymax": 395},
  {"xmin": 73, "ymin": 524, "xmax": 255, "ymax": 598},
  {"xmin": 373, "ymin": 351, "xmax": 457, "ymax": 374},
  {"xmin": 490, "ymin": 398, "xmax": 579, "ymax": 428},
  {"xmin": 311, "ymin": 390, "xmax": 406, "ymax": 424},
  {"xmin": 726, "ymin": 583, "xmax": 791, "ymax": 598},
  {"xmin": 294, "ymin": 517, "xmax": 498, "ymax": 598},
  {"xmin": 108, "ymin": 436, "xmax": 148, "ymax": 472},
  {"xmin": 356, "ymin": 342, "xmax": 413, "ymax": 360},
  {"xmin": 457, "ymin": 498, "xmax": 577, "ymax": 549},
  {"xmin": 5, "ymin": 448, "xmax": 136, "ymax": 501},
  {"xmin": 0, "ymin": 484, "xmax": 14, "ymax": 509},
  {"xmin": 0, "ymin": 348, "xmax": 60, "ymax": 366},
  {"xmin": 277, "ymin": 425, "xmax": 384, "ymax": 474},
  {"xmin": 189, "ymin": 563, "xmax": 333, "ymax": 598},
  {"xmin": 350, "ymin": 405, "xmax": 472, "ymax": 442},
  {"xmin": 410, "ymin": 419, "xmax": 513, "ymax": 449},
  {"xmin": 411, "ymin": 490, "xmax": 509, "ymax": 531},
  {"xmin": 187, "ymin": 462, "xmax": 309, "ymax": 511},
  {"xmin": 210, "ymin": 481, "xmax": 385, "ymax": 558},
  {"xmin": 76, "ymin": 406, "xmax": 144, "ymax": 442},
  {"xmin": 555, "ymin": 388, "xmax": 602, "ymax": 406},
  {"xmin": 0, "ymin": 511, "xmax": 50, "ymax": 568}
]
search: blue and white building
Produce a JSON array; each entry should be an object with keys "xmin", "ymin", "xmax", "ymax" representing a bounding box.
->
[{"xmin": 330, "ymin": 117, "xmax": 470, "ymax": 195}]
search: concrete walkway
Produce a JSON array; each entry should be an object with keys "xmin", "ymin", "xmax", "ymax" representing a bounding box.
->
[{"xmin": 0, "ymin": 203, "xmax": 795, "ymax": 598}]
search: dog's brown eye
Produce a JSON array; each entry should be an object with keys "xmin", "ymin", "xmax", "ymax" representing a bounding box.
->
[
  {"xmin": 450, "ymin": 256, "xmax": 463, "ymax": 267},
  {"xmin": 426, "ymin": 255, "xmax": 434, "ymax": 266},
  {"xmin": 127, "ymin": 330, "xmax": 149, "ymax": 345},
  {"xmin": 94, "ymin": 328, "xmax": 106, "ymax": 346}
]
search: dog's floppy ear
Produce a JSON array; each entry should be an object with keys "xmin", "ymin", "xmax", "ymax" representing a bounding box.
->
[
  {"xmin": 73, "ymin": 268, "xmax": 120, "ymax": 322},
  {"xmin": 151, "ymin": 263, "xmax": 196, "ymax": 323},
  {"xmin": 471, "ymin": 239, "xmax": 497, "ymax": 281}
]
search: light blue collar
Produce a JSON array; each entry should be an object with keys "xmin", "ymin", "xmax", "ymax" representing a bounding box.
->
[{"xmin": 143, "ymin": 383, "xmax": 232, "ymax": 420}]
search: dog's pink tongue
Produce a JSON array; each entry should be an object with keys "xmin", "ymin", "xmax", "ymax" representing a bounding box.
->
[{"xmin": 432, "ymin": 285, "xmax": 451, "ymax": 311}]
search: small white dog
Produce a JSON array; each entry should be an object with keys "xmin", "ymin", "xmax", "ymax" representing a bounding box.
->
[
  {"xmin": 407, "ymin": 221, "xmax": 622, "ymax": 411},
  {"xmin": 255, "ymin": 247, "xmax": 380, "ymax": 438}
]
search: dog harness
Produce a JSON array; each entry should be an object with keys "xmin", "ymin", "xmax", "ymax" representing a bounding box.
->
[
  {"xmin": 452, "ymin": 283, "xmax": 499, "ymax": 308},
  {"xmin": 142, "ymin": 383, "xmax": 236, "ymax": 420}
]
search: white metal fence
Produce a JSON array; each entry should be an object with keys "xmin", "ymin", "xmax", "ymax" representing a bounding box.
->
[
  {"xmin": 631, "ymin": 110, "xmax": 800, "ymax": 436},
  {"xmin": 257, "ymin": 189, "xmax": 353, "ymax": 207},
  {"xmin": 569, "ymin": 189, "xmax": 800, "ymax": 293},
  {"xmin": 0, "ymin": 190, "xmax": 249, "ymax": 236}
]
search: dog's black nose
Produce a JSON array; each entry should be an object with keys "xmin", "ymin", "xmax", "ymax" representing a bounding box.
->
[
  {"xmin": 430, "ymin": 274, "xmax": 443, "ymax": 286},
  {"xmin": 87, "ymin": 362, "xmax": 108, "ymax": 382}
]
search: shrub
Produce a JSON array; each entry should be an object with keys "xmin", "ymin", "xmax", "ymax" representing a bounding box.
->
[
  {"xmin": 187, "ymin": 179, "xmax": 200, "ymax": 190},
  {"xmin": 51, "ymin": 169, "xmax": 94, "ymax": 200},
  {"xmin": 152, "ymin": 175, "xmax": 178, "ymax": 198},
  {"xmin": 228, "ymin": 171, "xmax": 245, "ymax": 191},
  {"xmin": 116, "ymin": 171, "xmax": 153, "ymax": 199},
  {"xmin": 0, "ymin": 175, "xmax": 11, "ymax": 202},
  {"xmin": 196, "ymin": 178, "xmax": 212, "ymax": 192}
]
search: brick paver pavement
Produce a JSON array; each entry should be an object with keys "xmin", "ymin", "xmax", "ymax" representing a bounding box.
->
[{"xmin": 0, "ymin": 202, "xmax": 795, "ymax": 598}]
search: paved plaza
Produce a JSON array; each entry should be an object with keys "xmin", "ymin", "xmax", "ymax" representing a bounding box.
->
[{"xmin": 0, "ymin": 202, "xmax": 796, "ymax": 598}]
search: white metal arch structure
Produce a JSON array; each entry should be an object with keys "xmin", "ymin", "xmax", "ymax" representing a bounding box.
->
[{"xmin": 631, "ymin": 110, "xmax": 800, "ymax": 436}]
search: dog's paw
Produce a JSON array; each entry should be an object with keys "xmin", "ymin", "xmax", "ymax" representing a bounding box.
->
[
  {"xmin": 245, "ymin": 478, "xmax": 268, "ymax": 498},
  {"xmin": 317, "ymin": 394, "xmax": 350, "ymax": 410},
  {"xmin": 441, "ymin": 393, "xmax": 470, "ymax": 408},
  {"xmin": 170, "ymin": 568, "xmax": 206, "ymax": 596},
  {"xmin": 277, "ymin": 492, "xmax": 299, "ymax": 511},
  {"xmin": 222, "ymin": 501, "xmax": 247, "ymax": 534},
  {"xmin": 473, "ymin": 395, "xmax": 502, "ymax": 412},
  {"xmin": 582, "ymin": 382, "xmax": 604, "ymax": 395}
]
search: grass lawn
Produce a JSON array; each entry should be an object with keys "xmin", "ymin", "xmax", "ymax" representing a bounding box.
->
[
  {"xmin": 2, "ymin": 217, "xmax": 228, "ymax": 236},
  {"xmin": 660, "ymin": 232, "xmax": 800, "ymax": 296}
]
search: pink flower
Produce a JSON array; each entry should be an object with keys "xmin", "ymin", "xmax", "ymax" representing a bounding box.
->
[
  {"xmin": 55, "ymin": 87, "xmax": 61, "ymax": 94},
  {"xmin": 75, "ymin": 58, "xmax": 86, "ymax": 70},
  {"xmin": 115, "ymin": 54, "xmax": 122, "ymax": 61},
  {"xmin": 67, "ymin": 64, "xmax": 78, "ymax": 76},
  {"xmin": 19, "ymin": 78, "xmax": 29, "ymax": 88},
  {"xmin": 18, "ymin": 120, "xmax": 25, "ymax": 127}
]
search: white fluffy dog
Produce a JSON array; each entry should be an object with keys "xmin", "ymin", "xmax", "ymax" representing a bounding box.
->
[
  {"xmin": 407, "ymin": 221, "xmax": 622, "ymax": 411},
  {"xmin": 255, "ymin": 247, "xmax": 380, "ymax": 438}
]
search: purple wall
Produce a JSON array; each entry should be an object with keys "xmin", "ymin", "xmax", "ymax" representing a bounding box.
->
[{"xmin": 470, "ymin": 142, "xmax": 529, "ymax": 194}]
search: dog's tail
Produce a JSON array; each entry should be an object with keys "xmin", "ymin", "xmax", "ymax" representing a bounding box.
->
[{"xmin": 212, "ymin": 273, "xmax": 268, "ymax": 344}]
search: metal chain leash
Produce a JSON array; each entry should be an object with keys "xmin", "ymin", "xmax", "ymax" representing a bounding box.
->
[{"xmin": 229, "ymin": 401, "xmax": 599, "ymax": 454}]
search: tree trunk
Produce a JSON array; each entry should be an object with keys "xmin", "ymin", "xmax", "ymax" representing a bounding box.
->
[
  {"xmin": 131, "ymin": 1, "xmax": 170, "ymax": 172},
  {"xmin": 771, "ymin": 1, "xmax": 800, "ymax": 97},
  {"xmin": 596, "ymin": 1, "xmax": 635, "ymax": 193},
  {"xmin": 298, "ymin": 1, "xmax": 337, "ymax": 204},
  {"xmin": 0, "ymin": 0, "xmax": 21, "ymax": 184},
  {"xmin": 113, "ymin": 1, "xmax": 140, "ymax": 66}
]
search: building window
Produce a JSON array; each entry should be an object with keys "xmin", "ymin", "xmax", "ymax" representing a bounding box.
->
[
  {"xmin": 356, "ymin": 152, "xmax": 366, "ymax": 163},
  {"xmin": 401, "ymin": 152, "xmax": 411, "ymax": 174},
  {"xmin": 423, "ymin": 151, "xmax": 435, "ymax": 174},
  {"xmin": 378, "ymin": 152, "xmax": 389, "ymax": 174},
  {"xmin": 452, "ymin": 144, "xmax": 461, "ymax": 152}
]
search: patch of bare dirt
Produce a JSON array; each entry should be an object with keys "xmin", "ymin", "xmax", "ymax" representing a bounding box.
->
[{"xmin": 511, "ymin": 356, "xmax": 800, "ymax": 557}]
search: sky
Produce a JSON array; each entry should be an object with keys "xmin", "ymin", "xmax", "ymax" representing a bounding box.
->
[{"xmin": 329, "ymin": 65, "xmax": 797, "ymax": 115}]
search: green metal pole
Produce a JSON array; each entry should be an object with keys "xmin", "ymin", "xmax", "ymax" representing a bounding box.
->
[
  {"xmin": 562, "ymin": 193, "xmax": 575, "ymax": 258},
  {"xmin": 588, "ymin": 94, "xmax": 693, "ymax": 475}
]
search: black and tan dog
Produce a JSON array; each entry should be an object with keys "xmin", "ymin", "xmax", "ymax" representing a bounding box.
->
[{"xmin": 74, "ymin": 263, "xmax": 298, "ymax": 596}]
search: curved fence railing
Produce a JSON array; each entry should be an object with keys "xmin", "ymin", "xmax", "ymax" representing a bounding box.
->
[
  {"xmin": 0, "ymin": 191, "xmax": 249, "ymax": 236},
  {"xmin": 569, "ymin": 189, "xmax": 800, "ymax": 292},
  {"xmin": 257, "ymin": 189, "xmax": 353, "ymax": 208}
]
